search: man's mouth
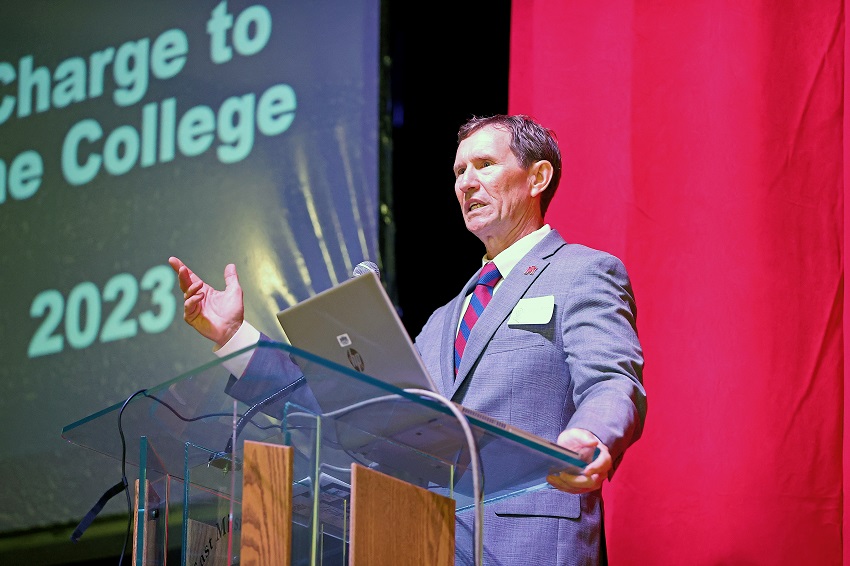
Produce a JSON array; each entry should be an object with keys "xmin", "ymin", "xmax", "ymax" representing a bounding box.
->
[{"xmin": 468, "ymin": 202, "xmax": 485, "ymax": 212}]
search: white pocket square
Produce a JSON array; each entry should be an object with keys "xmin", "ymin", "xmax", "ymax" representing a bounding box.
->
[{"xmin": 508, "ymin": 295, "xmax": 554, "ymax": 325}]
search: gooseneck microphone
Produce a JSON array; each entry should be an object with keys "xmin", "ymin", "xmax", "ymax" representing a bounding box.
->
[{"xmin": 352, "ymin": 260, "xmax": 380, "ymax": 278}]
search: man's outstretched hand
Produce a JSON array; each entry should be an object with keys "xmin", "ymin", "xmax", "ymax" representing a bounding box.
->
[{"xmin": 168, "ymin": 256, "xmax": 245, "ymax": 347}]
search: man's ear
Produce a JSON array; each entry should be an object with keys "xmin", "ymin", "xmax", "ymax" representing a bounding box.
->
[{"xmin": 529, "ymin": 160, "xmax": 554, "ymax": 198}]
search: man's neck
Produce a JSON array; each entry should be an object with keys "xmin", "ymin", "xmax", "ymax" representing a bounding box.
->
[
  {"xmin": 483, "ymin": 222, "xmax": 545, "ymax": 259},
  {"xmin": 483, "ymin": 224, "xmax": 552, "ymax": 266}
]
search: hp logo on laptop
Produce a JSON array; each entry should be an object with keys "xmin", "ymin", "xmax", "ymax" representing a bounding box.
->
[{"xmin": 346, "ymin": 348, "xmax": 365, "ymax": 372}]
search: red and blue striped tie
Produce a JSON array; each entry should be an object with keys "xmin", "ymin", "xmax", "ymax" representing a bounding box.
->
[{"xmin": 454, "ymin": 262, "xmax": 502, "ymax": 376}]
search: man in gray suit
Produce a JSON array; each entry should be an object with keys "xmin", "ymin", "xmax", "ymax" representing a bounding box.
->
[{"xmin": 170, "ymin": 114, "xmax": 646, "ymax": 565}]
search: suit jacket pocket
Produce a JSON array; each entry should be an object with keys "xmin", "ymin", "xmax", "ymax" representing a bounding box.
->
[
  {"xmin": 490, "ymin": 488, "xmax": 580, "ymax": 519},
  {"xmin": 486, "ymin": 328, "xmax": 552, "ymax": 354}
]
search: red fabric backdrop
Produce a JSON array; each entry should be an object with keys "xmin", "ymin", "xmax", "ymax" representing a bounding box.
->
[{"xmin": 509, "ymin": 2, "xmax": 844, "ymax": 564}]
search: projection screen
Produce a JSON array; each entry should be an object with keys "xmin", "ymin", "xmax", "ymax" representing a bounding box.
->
[{"xmin": 0, "ymin": 0, "xmax": 380, "ymax": 534}]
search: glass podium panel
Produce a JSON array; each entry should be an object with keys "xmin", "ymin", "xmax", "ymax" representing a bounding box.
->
[
  {"xmin": 182, "ymin": 442, "xmax": 240, "ymax": 566},
  {"xmin": 63, "ymin": 341, "xmax": 592, "ymax": 563},
  {"xmin": 135, "ymin": 436, "xmax": 184, "ymax": 566}
]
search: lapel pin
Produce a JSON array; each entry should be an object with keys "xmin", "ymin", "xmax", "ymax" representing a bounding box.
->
[{"xmin": 524, "ymin": 265, "xmax": 537, "ymax": 275}]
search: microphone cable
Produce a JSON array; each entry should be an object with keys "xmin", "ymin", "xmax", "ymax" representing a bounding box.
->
[
  {"xmin": 70, "ymin": 387, "xmax": 147, "ymax": 566},
  {"xmin": 404, "ymin": 388, "xmax": 483, "ymax": 566}
]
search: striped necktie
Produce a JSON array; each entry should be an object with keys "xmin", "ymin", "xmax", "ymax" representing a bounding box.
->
[{"xmin": 454, "ymin": 262, "xmax": 502, "ymax": 376}]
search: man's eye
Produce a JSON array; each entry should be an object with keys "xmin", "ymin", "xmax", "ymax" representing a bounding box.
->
[
  {"xmin": 482, "ymin": 161, "xmax": 493, "ymax": 168},
  {"xmin": 455, "ymin": 167, "xmax": 465, "ymax": 177}
]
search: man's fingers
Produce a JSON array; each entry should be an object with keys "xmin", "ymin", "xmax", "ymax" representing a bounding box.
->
[
  {"xmin": 185, "ymin": 279, "xmax": 204, "ymax": 298},
  {"xmin": 582, "ymin": 459, "xmax": 605, "ymax": 476},
  {"xmin": 169, "ymin": 258, "xmax": 190, "ymax": 291},
  {"xmin": 177, "ymin": 266, "xmax": 200, "ymax": 293},
  {"xmin": 183, "ymin": 293, "xmax": 203, "ymax": 320},
  {"xmin": 546, "ymin": 470, "xmax": 602, "ymax": 494},
  {"xmin": 222, "ymin": 263, "xmax": 240, "ymax": 290},
  {"xmin": 171, "ymin": 257, "xmax": 199, "ymax": 286}
]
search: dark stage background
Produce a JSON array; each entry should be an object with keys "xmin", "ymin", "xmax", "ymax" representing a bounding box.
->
[{"xmin": 389, "ymin": 2, "xmax": 511, "ymax": 337}]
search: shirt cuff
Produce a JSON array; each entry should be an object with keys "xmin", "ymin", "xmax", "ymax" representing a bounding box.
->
[{"xmin": 213, "ymin": 321, "xmax": 261, "ymax": 378}]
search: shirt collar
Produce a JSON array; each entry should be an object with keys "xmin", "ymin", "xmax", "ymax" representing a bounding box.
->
[{"xmin": 483, "ymin": 224, "xmax": 551, "ymax": 278}]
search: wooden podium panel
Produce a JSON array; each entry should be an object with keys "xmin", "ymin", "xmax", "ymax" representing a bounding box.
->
[
  {"xmin": 242, "ymin": 441, "xmax": 293, "ymax": 566},
  {"xmin": 132, "ymin": 479, "xmax": 163, "ymax": 566},
  {"xmin": 349, "ymin": 463, "xmax": 455, "ymax": 566},
  {"xmin": 131, "ymin": 480, "xmax": 148, "ymax": 566}
]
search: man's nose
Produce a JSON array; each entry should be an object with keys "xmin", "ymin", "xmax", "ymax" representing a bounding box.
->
[{"xmin": 456, "ymin": 169, "xmax": 476, "ymax": 193}]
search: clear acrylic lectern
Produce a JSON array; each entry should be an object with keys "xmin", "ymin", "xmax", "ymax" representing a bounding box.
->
[{"xmin": 62, "ymin": 341, "xmax": 590, "ymax": 565}]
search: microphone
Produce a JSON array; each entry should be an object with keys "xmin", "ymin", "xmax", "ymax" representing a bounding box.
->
[
  {"xmin": 352, "ymin": 260, "xmax": 380, "ymax": 279},
  {"xmin": 351, "ymin": 259, "xmax": 402, "ymax": 317}
]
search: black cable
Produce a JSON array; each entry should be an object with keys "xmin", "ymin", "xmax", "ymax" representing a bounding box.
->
[
  {"xmin": 69, "ymin": 388, "xmax": 148, "ymax": 563},
  {"xmin": 143, "ymin": 392, "xmax": 278, "ymax": 431},
  {"xmin": 72, "ymin": 378, "xmax": 334, "ymax": 562},
  {"xmin": 70, "ymin": 385, "xmax": 293, "ymax": 555},
  {"xmin": 116, "ymin": 388, "xmax": 147, "ymax": 566}
]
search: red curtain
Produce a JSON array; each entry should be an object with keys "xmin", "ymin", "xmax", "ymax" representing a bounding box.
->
[{"xmin": 509, "ymin": 2, "xmax": 844, "ymax": 564}]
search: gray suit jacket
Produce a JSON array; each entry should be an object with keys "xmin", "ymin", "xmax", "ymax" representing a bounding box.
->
[
  {"xmin": 229, "ymin": 229, "xmax": 645, "ymax": 565},
  {"xmin": 414, "ymin": 229, "xmax": 646, "ymax": 566}
]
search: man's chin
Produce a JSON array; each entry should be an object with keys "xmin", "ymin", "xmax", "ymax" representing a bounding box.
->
[
  {"xmin": 464, "ymin": 211, "xmax": 489, "ymax": 227},
  {"xmin": 464, "ymin": 220, "xmax": 492, "ymax": 240}
]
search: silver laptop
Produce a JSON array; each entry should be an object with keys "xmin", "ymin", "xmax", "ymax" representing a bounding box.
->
[
  {"xmin": 276, "ymin": 271, "xmax": 593, "ymax": 484},
  {"xmin": 277, "ymin": 271, "xmax": 439, "ymax": 406}
]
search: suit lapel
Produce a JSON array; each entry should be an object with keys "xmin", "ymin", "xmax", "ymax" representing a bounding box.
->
[{"xmin": 448, "ymin": 231, "xmax": 567, "ymax": 398}]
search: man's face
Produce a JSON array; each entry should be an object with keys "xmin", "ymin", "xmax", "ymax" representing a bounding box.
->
[{"xmin": 453, "ymin": 125, "xmax": 538, "ymax": 246}]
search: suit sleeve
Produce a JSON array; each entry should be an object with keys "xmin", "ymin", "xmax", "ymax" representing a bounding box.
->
[
  {"xmin": 562, "ymin": 254, "xmax": 646, "ymax": 476},
  {"xmin": 224, "ymin": 333, "xmax": 322, "ymax": 417}
]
